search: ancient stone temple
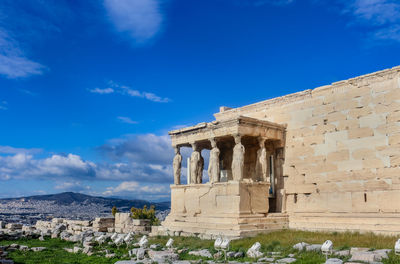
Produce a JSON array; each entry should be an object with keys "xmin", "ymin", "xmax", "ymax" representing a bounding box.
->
[{"xmin": 154, "ymin": 66, "xmax": 400, "ymax": 239}]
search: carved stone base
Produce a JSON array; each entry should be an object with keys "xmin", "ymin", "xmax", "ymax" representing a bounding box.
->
[{"xmin": 153, "ymin": 181, "xmax": 289, "ymax": 239}]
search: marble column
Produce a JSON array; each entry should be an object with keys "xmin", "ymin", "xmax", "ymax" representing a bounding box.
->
[
  {"xmin": 232, "ymin": 134, "xmax": 245, "ymax": 181},
  {"xmin": 208, "ymin": 138, "xmax": 220, "ymax": 183},
  {"xmin": 172, "ymin": 146, "xmax": 182, "ymax": 185}
]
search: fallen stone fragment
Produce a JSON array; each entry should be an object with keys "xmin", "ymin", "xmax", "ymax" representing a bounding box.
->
[
  {"xmin": 258, "ymin": 257, "xmax": 274, "ymax": 262},
  {"xmin": 293, "ymin": 242, "xmax": 309, "ymax": 251},
  {"xmin": 136, "ymin": 248, "xmax": 146, "ymax": 260},
  {"xmin": 325, "ymin": 258, "xmax": 343, "ymax": 264},
  {"xmin": 306, "ymin": 244, "xmax": 322, "ymax": 252},
  {"xmin": 247, "ymin": 242, "xmax": 263, "ymax": 258},
  {"xmin": 172, "ymin": 261, "xmax": 191, "ymax": 264},
  {"xmin": 148, "ymin": 249, "xmax": 179, "ymax": 262},
  {"xmin": 349, "ymin": 251, "xmax": 377, "ymax": 263},
  {"xmin": 19, "ymin": 245, "xmax": 28, "ymax": 251},
  {"xmin": 188, "ymin": 249, "xmax": 213, "ymax": 258},
  {"xmin": 31, "ymin": 247, "xmax": 46, "ymax": 252},
  {"xmin": 372, "ymin": 249, "xmax": 390, "ymax": 260},
  {"xmin": 0, "ymin": 260, "xmax": 14, "ymax": 264},
  {"xmin": 64, "ymin": 248, "xmax": 74, "ymax": 253},
  {"xmin": 276, "ymin": 257, "xmax": 297, "ymax": 263},
  {"xmin": 234, "ymin": 252, "xmax": 244, "ymax": 258},
  {"xmin": 105, "ymin": 253, "xmax": 115, "ymax": 258},
  {"xmin": 73, "ymin": 246, "xmax": 82, "ymax": 253},
  {"xmin": 334, "ymin": 250, "xmax": 350, "ymax": 257},
  {"xmin": 349, "ymin": 247, "xmax": 369, "ymax": 255}
]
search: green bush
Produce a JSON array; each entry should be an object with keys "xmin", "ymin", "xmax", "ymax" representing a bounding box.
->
[
  {"xmin": 111, "ymin": 206, "xmax": 118, "ymax": 216},
  {"xmin": 130, "ymin": 205, "xmax": 159, "ymax": 225}
]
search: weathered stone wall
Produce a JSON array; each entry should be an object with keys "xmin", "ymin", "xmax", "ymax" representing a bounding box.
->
[{"xmin": 214, "ymin": 66, "xmax": 400, "ymax": 234}]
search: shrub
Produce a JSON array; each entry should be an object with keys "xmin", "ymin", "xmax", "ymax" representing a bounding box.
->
[
  {"xmin": 130, "ymin": 205, "xmax": 159, "ymax": 225},
  {"xmin": 111, "ymin": 206, "xmax": 118, "ymax": 217}
]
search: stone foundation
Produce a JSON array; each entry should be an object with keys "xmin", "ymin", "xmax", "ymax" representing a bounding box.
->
[{"xmin": 157, "ymin": 181, "xmax": 289, "ymax": 238}]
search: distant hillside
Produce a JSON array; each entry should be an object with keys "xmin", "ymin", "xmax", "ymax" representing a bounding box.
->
[{"xmin": 1, "ymin": 192, "xmax": 170, "ymax": 211}]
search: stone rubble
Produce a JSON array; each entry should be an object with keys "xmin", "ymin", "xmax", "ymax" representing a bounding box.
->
[{"xmin": 0, "ymin": 221, "xmax": 398, "ymax": 264}]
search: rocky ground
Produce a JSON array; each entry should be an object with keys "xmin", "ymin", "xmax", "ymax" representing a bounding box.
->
[{"xmin": 0, "ymin": 227, "xmax": 400, "ymax": 264}]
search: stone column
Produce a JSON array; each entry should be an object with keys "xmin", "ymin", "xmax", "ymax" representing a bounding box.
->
[
  {"xmin": 208, "ymin": 138, "xmax": 220, "ymax": 183},
  {"xmin": 190, "ymin": 142, "xmax": 201, "ymax": 184},
  {"xmin": 172, "ymin": 146, "xmax": 182, "ymax": 185},
  {"xmin": 232, "ymin": 134, "xmax": 245, "ymax": 181}
]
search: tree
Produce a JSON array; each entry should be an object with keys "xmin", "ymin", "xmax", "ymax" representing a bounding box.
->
[{"xmin": 111, "ymin": 205, "xmax": 118, "ymax": 216}]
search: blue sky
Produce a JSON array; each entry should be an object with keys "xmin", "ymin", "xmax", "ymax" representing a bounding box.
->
[{"xmin": 1, "ymin": 0, "xmax": 400, "ymax": 201}]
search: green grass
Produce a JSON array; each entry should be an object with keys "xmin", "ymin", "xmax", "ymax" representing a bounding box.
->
[{"xmin": 1, "ymin": 230, "xmax": 400, "ymax": 263}]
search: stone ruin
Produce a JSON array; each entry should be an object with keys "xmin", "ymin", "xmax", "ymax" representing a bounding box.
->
[{"xmin": 154, "ymin": 65, "xmax": 400, "ymax": 239}]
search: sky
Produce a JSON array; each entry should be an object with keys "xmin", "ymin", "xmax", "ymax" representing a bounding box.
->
[{"xmin": 1, "ymin": 0, "xmax": 400, "ymax": 201}]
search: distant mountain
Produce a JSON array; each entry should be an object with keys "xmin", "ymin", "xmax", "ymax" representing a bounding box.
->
[{"xmin": 0, "ymin": 192, "xmax": 170, "ymax": 211}]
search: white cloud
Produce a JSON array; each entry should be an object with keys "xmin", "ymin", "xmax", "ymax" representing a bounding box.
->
[
  {"xmin": 341, "ymin": 0, "xmax": 400, "ymax": 43},
  {"xmin": 99, "ymin": 133, "xmax": 173, "ymax": 165},
  {"xmin": 90, "ymin": 81, "xmax": 170, "ymax": 103},
  {"xmin": 0, "ymin": 28, "xmax": 45, "ymax": 79},
  {"xmin": 102, "ymin": 181, "xmax": 170, "ymax": 198},
  {"xmin": 117, "ymin": 116, "xmax": 138, "ymax": 124},
  {"xmin": 0, "ymin": 100, "xmax": 7, "ymax": 110},
  {"xmin": 0, "ymin": 145, "xmax": 42, "ymax": 154},
  {"xmin": 104, "ymin": 0, "xmax": 163, "ymax": 43},
  {"xmin": 346, "ymin": 0, "xmax": 400, "ymax": 25},
  {"xmin": 89, "ymin": 87, "xmax": 114, "ymax": 94},
  {"xmin": 0, "ymin": 153, "xmax": 97, "ymax": 181},
  {"xmin": 54, "ymin": 181, "xmax": 90, "ymax": 192}
]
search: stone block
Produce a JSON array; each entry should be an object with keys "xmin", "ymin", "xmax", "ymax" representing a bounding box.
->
[{"xmin": 348, "ymin": 127, "xmax": 374, "ymax": 139}]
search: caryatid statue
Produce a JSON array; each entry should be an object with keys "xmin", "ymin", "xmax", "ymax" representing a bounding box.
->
[
  {"xmin": 255, "ymin": 138, "xmax": 268, "ymax": 182},
  {"xmin": 208, "ymin": 138, "xmax": 220, "ymax": 183},
  {"xmin": 232, "ymin": 134, "xmax": 245, "ymax": 181},
  {"xmin": 190, "ymin": 143, "xmax": 201, "ymax": 184},
  {"xmin": 173, "ymin": 146, "xmax": 182, "ymax": 185},
  {"xmin": 198, "ymin": 153, "xmax": 204, "ymax": 184}
]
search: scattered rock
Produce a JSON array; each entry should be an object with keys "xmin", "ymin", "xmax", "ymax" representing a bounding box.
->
[
  {"xmin": 276, "ymin": 257, "xmax": 297, "ymax": 263},
  {"xmin": 258, "ymin": 257, "xmax": 275, "ymax": 262},
  {"xmin": 247, "ymin": 242, "xmax": 263, "ymax": 258},
  {"xmin": 105, "ymin": 253, "xmax": 115, "ymax": 258},
  {"xmin": 306, "ymin": 244, "xmax": 322, "ymax": 252},
  {"xmin": 64, "ymin": 248, "xmax": 74, "ymax": 253},
  {"xmin": 234, "ymin": 251, "xmax": 244, "ymax": 258},
  {"xmin": 31, "ymin": 247, "xmax": 46, "ymax": 252},
  {"xmin": 349, "ymin": 251, "xmax": 377, "ymax": 263},
  {"xmin": 73, "ymin": 246, "xmax": 82, "ymax": 253},
  {"xmin": 349, "ymin": 247, "xmax": 369, "ymax": 255},
  {"xmin": 325, "ymin": 258, "xmax": 343, "ymax": 264},
  {"xmin": 136, "ymin": 248, "xmax": 146, "ymax": 260},
  {"xmin": 293, "ymin": 242, "xmax": 309, "ymax": 251},
  {"xmin": 334, "ymin": 250, "xmax": 350, "ymax": 257},
  {"xmin": 148, "ymin": 250, "xmax": 179, "ymax": 262},
  {"xmin": 188, "ymin": 249, "xmax": 213, "ymax": 258},
  {"xmin": 19, "ymin": 245, "xmax": 28, "ymax": 251}
]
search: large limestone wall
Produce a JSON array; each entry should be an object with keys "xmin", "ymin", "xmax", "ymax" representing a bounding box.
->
[{"xmin": 214, "ymin": 66, "xmax": 400, "ymax": 234}]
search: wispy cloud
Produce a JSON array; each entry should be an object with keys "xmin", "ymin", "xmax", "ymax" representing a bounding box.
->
[
  {"xmin": 102, "ymin": 181, "xmax": 170, "ymax": 198},
  {"xmin": 341, "ymin": 0, "xmax": 400, "ymax": 43},
  {"xmin": 90, "ymin": 81, "xmax": 170, "ymax": 103},
  {"xmin": 0, "ymin": 28, "xmax": 45, "ymax": 79},
  {"xmin": 89, "ymin": 87, "xmax": 114, "ymax": 94},
  {"xmin": 0, "ymin": 100, "xmax": 7, "ymax": 110},
  {"xmin": 54, "ymin": 181, "xmax": 90, "ymax": 192},
  {"xmin": 117, "ymin": 116, "xmax": 138, "ymax": 124},
  {"xmin": 0, "ymin": 145, "xmax": 42, "ymax": 154},
  {"xmin": 103, "ymin": 0, "xmax": 163, "ymax": 43},
  {"xmin": 236, "ymin": 0, "xmax": 294, "ymax": 6}
]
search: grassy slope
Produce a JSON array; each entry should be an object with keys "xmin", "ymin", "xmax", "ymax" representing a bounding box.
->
[{"xmin": 1, "ymin": 230, "xmax": 400, "ymax": 263}]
